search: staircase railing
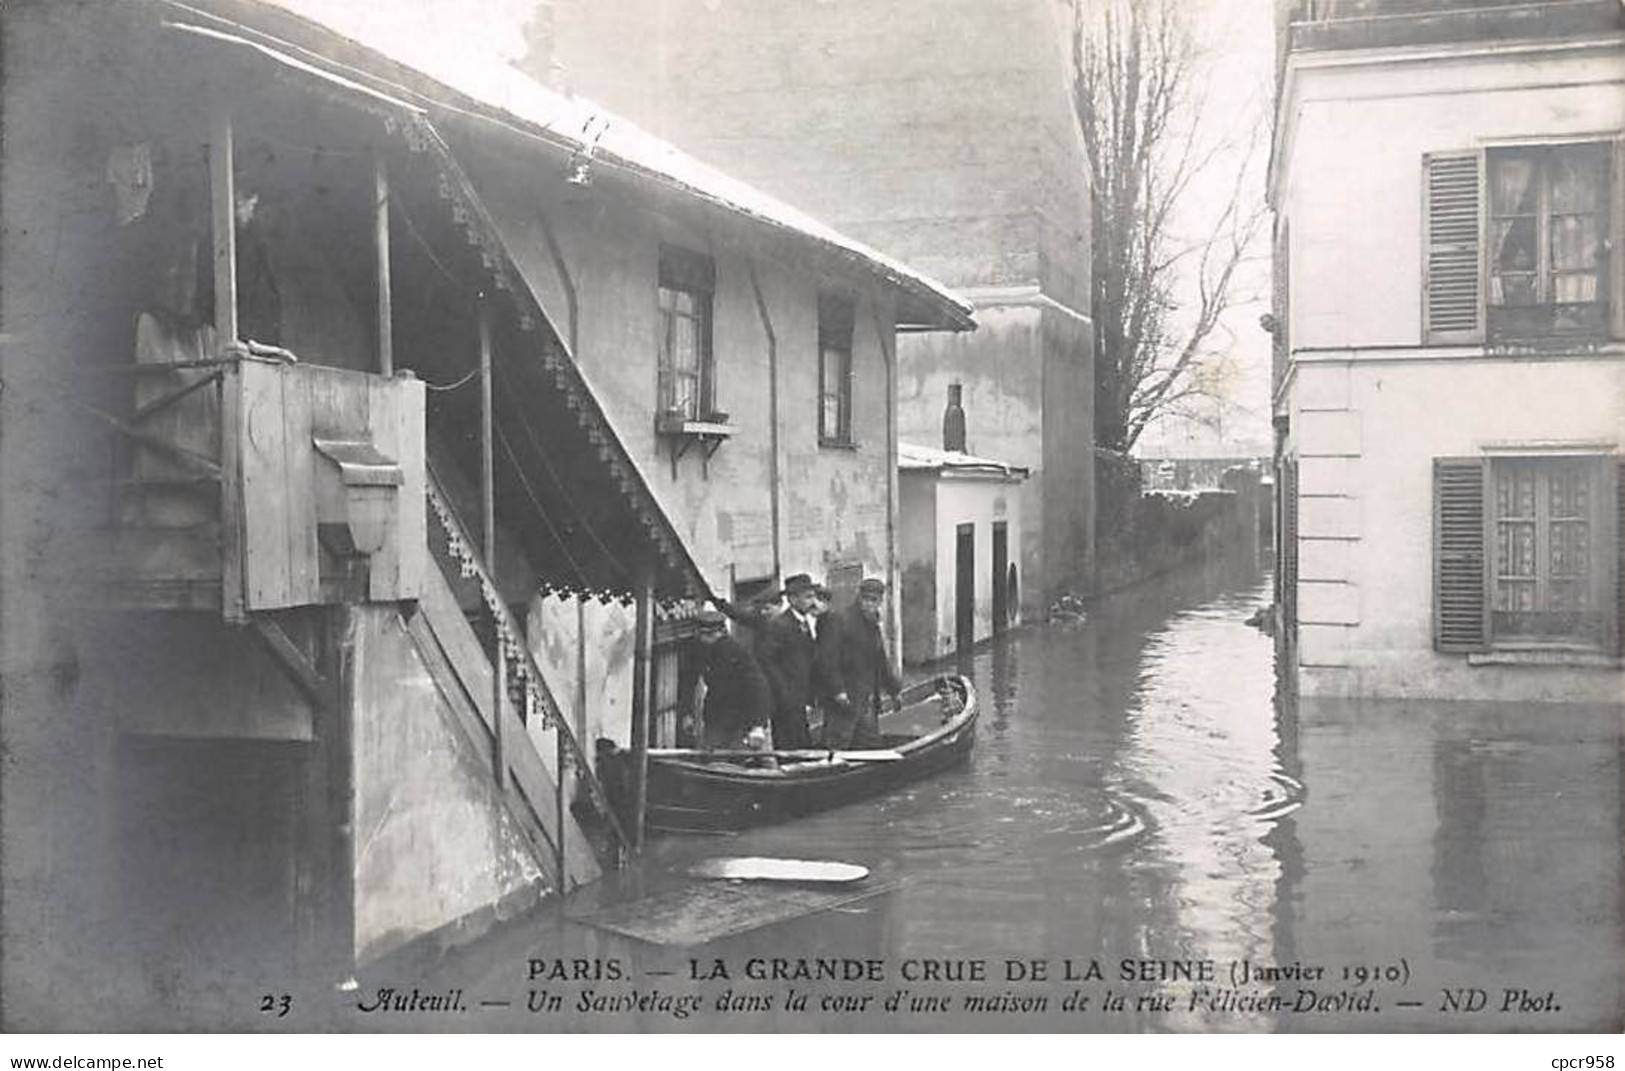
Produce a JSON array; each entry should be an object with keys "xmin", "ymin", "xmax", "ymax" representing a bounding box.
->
[{"xmin": 424, "ymin": 467, "xmax": 634, "ymax": 865}]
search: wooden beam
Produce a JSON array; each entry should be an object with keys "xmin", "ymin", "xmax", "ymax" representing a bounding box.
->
[
  {"xmin": 628, "ymin": 559, "xmax": 655, "ymax": 851},
  {"xmin": 374, "ymin": 155, "xmax": 394, "ymax": 377},
  {"xmin": 209, "ymin": 108, "xmax": 238, "ymax": 345},
  {"xmin": 479, "ymin": 302, "xmax": 505, "ymax": 789},
  {"xmin": 211, "ymin": 110, "xmax": 245, "ymax": 622},
  {"xmin": 252, "ymin": 616, "xmax": 329, "ymax": 709}
]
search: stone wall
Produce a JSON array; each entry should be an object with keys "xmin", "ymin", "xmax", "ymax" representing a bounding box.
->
[{"xmin": 1094, "ymin": 450, "xmax": 1266, "ymax": 598}]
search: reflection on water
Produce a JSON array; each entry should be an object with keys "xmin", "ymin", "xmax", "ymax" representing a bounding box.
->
[{"xmin": 444, "ymin": 553, "xmax": 1622, "ymax": 1033}]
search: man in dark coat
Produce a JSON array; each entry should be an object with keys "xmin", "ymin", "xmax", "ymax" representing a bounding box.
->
[
  {"xmin": 815, "ymin": 577, "xmax": 901, "ymax": 749},
  {"xmin": 754, "ymin": 574, "xmax": 819, "ymax": 749},
  {"xmin": 693, "ymin": 608, "xmax": 772, "ymax": 750}
]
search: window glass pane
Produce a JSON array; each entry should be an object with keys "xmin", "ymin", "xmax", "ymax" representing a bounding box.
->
[
  {"xmin": 1488, "ymin": 154, "xmax": 1537, "ymax": 214},
  {"xmin": 1548, "ymin": 148, "xmax": 1604, "ymax": 213},
  {"xmin": 1553, "ymin": 274, "xmax": 1599, "ymax": 304},
  {"xmin": 821, "ymin": 391, "xmax": 838, "ymax": 440},
  {"xmin": 1496, "ymin": 467, "xmax": 1536, "ymax": 518},
  {"xmin": 1550, "ymin": 215, "xmax": 1600, "ymax": 271},
  {"xmin": 1491, "ymin": 217, "xmax": 1538, "ymax": 273}
]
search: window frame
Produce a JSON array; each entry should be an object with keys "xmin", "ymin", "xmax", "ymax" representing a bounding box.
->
[
  {"xmin": 1422, "ymin": 136, "xmax": 1622, "ymax": 347},
  {"xmin": 817, "ymin": 293, "xmax": 855, "ymax": 447},
  {"xmin": 1485, "ymin": 141, "xmax": 1611, "ymax": 341},
  {"xmin": 656, "ymin": 245, "xmax": 716, "ymax": 423},
  {"xmin": 1486, "ymin": 453, "xmax": 1614, "ymax": 650}
]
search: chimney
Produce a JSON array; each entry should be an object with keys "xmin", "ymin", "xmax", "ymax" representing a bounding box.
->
[{"xmin": 942, "ymin": 382, "xmax": 967, "ymax": 453}]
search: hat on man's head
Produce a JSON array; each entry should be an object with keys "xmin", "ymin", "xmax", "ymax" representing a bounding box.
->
[
  {"xmin": 696, "ymin": 607, "xmax": 728, "ymax": 633},
  {"xmin": 782, "ymin": 573, "xmax": 814, "ymax": 596},
  {"xmin": 858, "ymin": 577, "xmax": 888, "ymax": 597}
]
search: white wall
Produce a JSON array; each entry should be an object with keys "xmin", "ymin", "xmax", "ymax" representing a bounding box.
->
[
  {"xmin": 1283, "ymin": 43, "xmax": 1624, "ymax": 350},
  {"xmin": 920, "ymin": 474, "xmax": 1024, "ymax": 662},
  {"xmin": 1279, "ymin": 37, "xmax": 1625, "ymax": 701}
]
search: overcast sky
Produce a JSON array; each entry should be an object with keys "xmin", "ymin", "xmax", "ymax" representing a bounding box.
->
[{"xmin": 272, "ymin": 0, "xmax": 1278, "ymax": 457}]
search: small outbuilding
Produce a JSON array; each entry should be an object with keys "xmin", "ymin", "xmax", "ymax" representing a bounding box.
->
[{"xmin": 899, "ymin": 439, "xmax": 1029, "ymax": 663}]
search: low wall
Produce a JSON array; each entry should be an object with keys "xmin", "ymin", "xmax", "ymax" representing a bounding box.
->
[{"xmin": 1094, "ymin": 449, "xmax": 1265, "ymax": 597}]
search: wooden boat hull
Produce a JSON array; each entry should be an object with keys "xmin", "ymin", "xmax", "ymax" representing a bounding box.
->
[{"xmin": 622, "ymin": 675, "xmax": 978, "ymax": 833}]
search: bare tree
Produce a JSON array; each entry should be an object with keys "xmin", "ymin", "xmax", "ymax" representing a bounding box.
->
[{"xmin": 1072, "ymin": 0, "xmax": 1266, "ymax": 454}]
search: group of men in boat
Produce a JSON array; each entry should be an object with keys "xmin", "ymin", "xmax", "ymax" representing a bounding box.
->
[{"xmin": 691, "ymin": 574, "xmax": 902, "ymax": 753}]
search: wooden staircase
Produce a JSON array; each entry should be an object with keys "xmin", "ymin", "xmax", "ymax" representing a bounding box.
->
[{"xmin": 409, "ymin": 471, "xmax": 633, "ymax": 891}]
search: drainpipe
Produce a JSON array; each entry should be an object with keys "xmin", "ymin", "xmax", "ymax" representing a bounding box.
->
[
  {"xmin": 748, "ymin": 261, "xmax": 783, "ymax": 582},
  {"xmin": 870, "ymin": 299, "xmax": 901, "ymax": 679}
]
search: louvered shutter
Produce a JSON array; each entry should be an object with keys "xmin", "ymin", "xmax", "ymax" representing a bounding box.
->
[
  {"xmin": 1434, "ymin": 458, "xmax": 1488, "ymax": 652},
  {"xmin": 1611, "ymin": 138, "xmax": 1623, "ymax": 341},
  {"xmin": 1615, "ymin": 461, "xmax": 1623, "ymax": 657},
  {"xmin": 1282, "ymin": 460, "xmax": 1298, "ymax": 638},
  {"xmin": 1422, "ymin": 152, "xmax": 1483, "ymax": 344}
]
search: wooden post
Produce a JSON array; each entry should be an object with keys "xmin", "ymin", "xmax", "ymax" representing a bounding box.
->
[
  {"xmin": 628, "ymin": 560, "xmax": 656, "ymax": 850},
  {"xmin": 555, "ymin": 707, "xmax": 567, "ymax": 886},
  {"xmin": 209, "ymin": 108, "xmax": 238, "ymax": 345},
  {"xmin": 374, "ymin": 155, "xmax": 394, "ymax": 376},
  {"xmin": 479, "ymin": 302, "xmax": 506, "ymax": 788},
  {"xmin": 211, "ymin": 109, "xmax": 245, "ymax": 622}
]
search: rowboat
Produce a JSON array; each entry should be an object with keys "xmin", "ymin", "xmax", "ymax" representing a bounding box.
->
[{"xmin": 604, "ymin": 675, "xmax": 977, "ymax": 833}]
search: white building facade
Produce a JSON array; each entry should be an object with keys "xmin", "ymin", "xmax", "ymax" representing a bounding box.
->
[{"xmin": 1271, "ymin": 0, "xmax": 1625, "ymax": 701}]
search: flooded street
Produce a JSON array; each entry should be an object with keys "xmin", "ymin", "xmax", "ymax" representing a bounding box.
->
[{"xmin": 434, "ymin": 554, "xmax": 1623, "ymax": 1032}]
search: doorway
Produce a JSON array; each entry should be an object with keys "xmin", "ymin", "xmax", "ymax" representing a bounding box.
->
[
  {"xmin": 991, "ymin": 522, "xmax": 1009, "ymax": 633},
  {"xmin": 955, "ymin": 523, "xmax": 975, "ymax": 653}
]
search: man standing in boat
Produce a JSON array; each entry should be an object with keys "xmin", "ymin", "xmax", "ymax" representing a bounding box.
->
[
  {"xmin": 754, "ymin": 574, "xmax": 819, "ymax": 749},
  {"xmin": 692, "ymin": 608, "xmax": 773, "ymax": 750},
  {"xmin": 815, "ymin": 577, "xmax": 901, "ymax": 749}
]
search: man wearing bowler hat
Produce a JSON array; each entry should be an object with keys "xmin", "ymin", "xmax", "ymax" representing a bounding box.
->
[
  {"xmin": 692, "ymin": 608, "xmax": 772, "ymax": 750},
  {"xmin": 755, "ymin": 574, "xmax": 819, "ymax": 749},
  {"xmin": 815, "ymin": 577, "xmax": 901, "ymax": 749}
]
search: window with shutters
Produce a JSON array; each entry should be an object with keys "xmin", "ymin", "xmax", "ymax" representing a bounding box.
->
[
  {"xmin": 1434, "ymin": 455, "xmax": 1620, "ymax": 654},
  {"xmin": 1424, "ymin": 142, "xmax": 1616, "ymax": 345},
  {"xmin": 1487, "ymin": 144, "xmax": 1609, "ymax": 339},
  {"xmin": 657, "ymin": 245, "xmax": 715, "ymax": 421}
]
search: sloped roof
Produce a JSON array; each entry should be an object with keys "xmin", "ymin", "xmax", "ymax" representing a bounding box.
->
[
  {"xmin": 163, "ymin": 0, "xmax": 976, "ymax": 331},
  {"xmin": 898, "ymin": 442, "xmax": 1029, "ymax": 479}
]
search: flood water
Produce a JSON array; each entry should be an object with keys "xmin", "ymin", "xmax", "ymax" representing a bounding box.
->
[{"xmin": 427, "ymin": 553, "xmax": 1623, "ymax": 1033}]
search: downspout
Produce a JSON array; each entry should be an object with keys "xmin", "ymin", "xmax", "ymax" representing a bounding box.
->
[
  {"xmin": 748, "ymin": 261, "xmax": 783, "ymax": 581},
  {"xmin": 537, "ymin": 205, "xmax": 590, "ymax": 758},
  {"xmin": 870, "ymin": 299, "xmax": 901, "ymax": 679}
]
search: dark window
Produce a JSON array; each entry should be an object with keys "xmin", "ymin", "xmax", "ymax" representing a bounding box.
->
[
  {"xmin": 1487, "ymin": 143, "xmax": 1609, "ymax": 339},
  {"xmin": 1433, "ymin": 455, "xmax": 1620, "ymax": 652},
  {"xmin": 657, "ymin": 246, "xmax": 715, "ymax": 421},
  {"xmin": 818, "ymin": 294, "xmax": 854, "ymax": 445}
]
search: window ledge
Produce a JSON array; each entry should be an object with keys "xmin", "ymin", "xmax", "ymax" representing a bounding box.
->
[
  {"xmin": 656, "ymin": 413, "xmax": 733, "ymax": 439},
  {"xmin": 818, "ymin": 438, "xmax": 859, "ymax": 451},
  {"xmin": 1468, "ymin": 648, "xmax": 1622, "ymax": 669}
]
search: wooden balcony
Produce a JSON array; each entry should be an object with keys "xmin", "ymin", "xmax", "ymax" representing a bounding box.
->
[{"xmin": 71, "ymin": 356, "xmax": 425, "ymax": 616}]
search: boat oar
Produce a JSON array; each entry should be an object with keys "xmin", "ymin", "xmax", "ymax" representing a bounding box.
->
[{"xmin": 648, "ymin": 747, "xmax": 905, "ymax": 763}]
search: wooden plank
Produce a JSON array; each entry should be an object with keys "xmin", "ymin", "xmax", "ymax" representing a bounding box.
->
[
  {"xmin": 396, "ymin": 378, "xmax": 426, "ymax": 600},
  {"xmin": 241, "ymin": 361, "xmax": 292, "ymax": 609},
  {"xmin": 687, "ymin": 857, "xmax": 870, "ymax": 884},
  {"xmin": 365, "ymin": 375, "xmax": 424, "ymax": 602},
  {"xmin": 374, "ymin": 155, "xmax": 394, "ymax": 376},
  {"xmin": 284, "ymin": 366, "xmax": 319, "ymax": 605},
  {"xmin": 365, "ymin": 376, "xmax": 401, "ymax": 601},
  {"xmin": 209, "ymin": 108, "xmax": 237, "ymax": 345},
  {"xmin": 219, "ymin": 363, "xmax": 246, "ymax": 622},
  {"xmin": 416, "ymin": 557, "xmax": 496, "ymax": 734},
  {"xmin": 570, "ymin": 879, "xmax": 898, "ymax": 947},
  {"xmin": 308, "ymin": 364, "xmax": 371, "ymax": 441},
  {"xmin": 252, "ymin": 616, "xmax": 328, "ymax": 710}
]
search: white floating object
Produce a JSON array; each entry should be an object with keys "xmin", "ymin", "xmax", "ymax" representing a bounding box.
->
[{"xmin": 688, "ymin": 857, "xmax": 870, "ymax": 884}]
